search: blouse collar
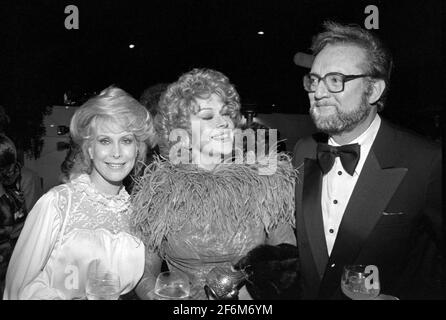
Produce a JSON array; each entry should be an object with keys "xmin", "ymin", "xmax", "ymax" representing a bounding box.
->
[{"xmin": 70, "ymin": 174, "xmax": 130, "ymax": 205}]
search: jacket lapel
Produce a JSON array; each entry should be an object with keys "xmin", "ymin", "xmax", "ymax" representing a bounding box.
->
[
  {"xmin": 302, "ymin": 158, "xmax": 329, "ymax": 279},
  {"xmin": 317, "ymin": 120, "xmax": 408, "ymax": 299}
]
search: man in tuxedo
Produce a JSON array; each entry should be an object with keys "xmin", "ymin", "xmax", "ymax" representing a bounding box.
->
[{"xmin": 293, "ymin": 21, "xmax": 443, "ymax": 299}]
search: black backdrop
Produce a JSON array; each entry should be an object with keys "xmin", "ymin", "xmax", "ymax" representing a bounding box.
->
[{"xmin": 0, "ymin": 0, "xmax": 443, "ymax": 144}]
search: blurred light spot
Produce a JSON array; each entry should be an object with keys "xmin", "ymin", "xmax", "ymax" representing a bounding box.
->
[{"xmin": 129, "ymin": 44, "xmax": 135, "ymax": 49}]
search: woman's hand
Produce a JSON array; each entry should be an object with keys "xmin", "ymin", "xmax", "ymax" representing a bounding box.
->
[
  {"xmin": 135, "ymin": 250, "xmax": 163, "ymax": 300},
  {"xmin": 135, "ymin": 276, "xmax": 156, "ymax": 300}
]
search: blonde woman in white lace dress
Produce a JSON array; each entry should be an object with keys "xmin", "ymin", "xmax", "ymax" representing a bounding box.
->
[{"xmin": 3, "ymin": 87, "xmax": 155, "ymax": 300}]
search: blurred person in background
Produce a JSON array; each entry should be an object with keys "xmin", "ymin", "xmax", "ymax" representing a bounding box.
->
[{"xmin": 1, "ymin": 134, "xmax": 28, "ymax": 295}]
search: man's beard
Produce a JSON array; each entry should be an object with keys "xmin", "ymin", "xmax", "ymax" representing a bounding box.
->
[{"xmin": 310, "ymin": 93, "xmax": 371, "ymax": 136}]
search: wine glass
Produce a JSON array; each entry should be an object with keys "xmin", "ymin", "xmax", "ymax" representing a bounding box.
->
[
  {"xmin": 85, "ymin": 261, "xmax": 121, "ymax": 300},
  {"xmin": 341, "ymin": 265, "xmax": 380, "ymax": 300},
  {"xmin": 152, "ymin": 271, "xmax": 190, "ymax": 300}
]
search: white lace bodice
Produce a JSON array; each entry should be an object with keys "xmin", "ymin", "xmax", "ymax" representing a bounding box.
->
[
  {"xmin": 63, "ymin": 174, "xmax": 132, "ymax": 236},
  {"xmin": 4, "ymin": 174, "xmax": 145, "ymax": 300}
]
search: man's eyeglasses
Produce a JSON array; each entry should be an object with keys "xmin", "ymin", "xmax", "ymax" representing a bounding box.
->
[{"xmin": 303, "ymin": 72, "xmax": 371, "ymax": 93}]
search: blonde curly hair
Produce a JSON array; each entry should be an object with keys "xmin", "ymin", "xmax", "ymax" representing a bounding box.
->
[{"xmin": 155, "ymin": 68, "xmax": 242, "ymax": 156}]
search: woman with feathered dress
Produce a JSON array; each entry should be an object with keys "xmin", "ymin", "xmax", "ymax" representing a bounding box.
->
[{"xmin": 131, "ymin": 68, "xmax": 299, "ymax": 300}]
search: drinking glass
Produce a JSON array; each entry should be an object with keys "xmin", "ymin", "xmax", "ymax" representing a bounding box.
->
[
  {"xmin": 152, "ymin": 271, "xmax": 190, "ymax": 300},
  {"xmin": 85, "ymin": 261, "xmax": 121, "ymax": 300},
  {"xmin": 341, "ymin": 265, "xmax": 380, "ymax": 300}
]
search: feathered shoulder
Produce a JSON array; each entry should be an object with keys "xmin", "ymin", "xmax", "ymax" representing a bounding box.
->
[{"xmin": 130, "ymin": 153, "xmax": 298, "ymax": 250}]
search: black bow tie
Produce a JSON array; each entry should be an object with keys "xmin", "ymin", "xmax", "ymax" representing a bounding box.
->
[{"xmin": 316, "ymin": 143, "xmax": 360, "ymax": 176}]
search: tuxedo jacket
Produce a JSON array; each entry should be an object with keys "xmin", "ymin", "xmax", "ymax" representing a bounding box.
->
[{"xmin": 292, "ymin": 119, "xmax": 444, "ymax": 299}]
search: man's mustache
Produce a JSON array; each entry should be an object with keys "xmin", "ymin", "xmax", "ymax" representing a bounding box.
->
[{"xmin": 314, "ymin": 101, "xmax": 336, "ymax": 108}]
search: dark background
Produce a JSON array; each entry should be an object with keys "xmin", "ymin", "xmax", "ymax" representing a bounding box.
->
[{"xmin": 0, "ymin": 0, "xmax": 443, "ymax": 156}]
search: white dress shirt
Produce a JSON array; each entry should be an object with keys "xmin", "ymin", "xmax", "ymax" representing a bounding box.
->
[{"xmin": 322, "ymin": 114, "xmax": 381, "ymax": 256}]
